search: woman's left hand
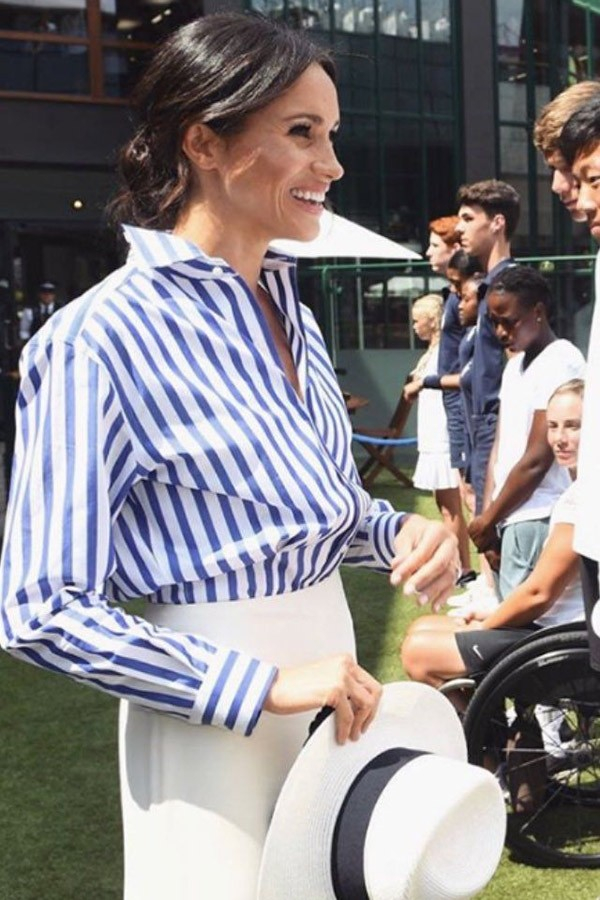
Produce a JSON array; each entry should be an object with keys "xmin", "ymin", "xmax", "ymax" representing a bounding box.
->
[{"xmin": 390, "ymin": 514, "xmax": 459, "ymax": 612}]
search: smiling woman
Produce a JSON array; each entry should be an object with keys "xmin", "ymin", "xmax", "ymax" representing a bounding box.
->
[
  {"xmin": 174, "ymin": 61, "xmax": 344, "ymax": 272},
  {"xmin": 0, "ymin": 11, "xmax": 460, "ymax": 900}
]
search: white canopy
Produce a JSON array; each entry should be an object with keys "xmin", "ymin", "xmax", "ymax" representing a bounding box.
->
[{"xmin": 270, "ymin": 210, "xmax": 421, "ymax": 260}]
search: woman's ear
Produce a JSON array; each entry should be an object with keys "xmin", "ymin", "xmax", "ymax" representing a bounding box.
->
[{"xmin": 181, "ymin": 122, "xmax": 222, "ymax": 171}]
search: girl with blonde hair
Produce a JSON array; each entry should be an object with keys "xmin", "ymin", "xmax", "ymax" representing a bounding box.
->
[{"xmin": 405, "ymin": 294, "xmax": 472, "ymax": 580}]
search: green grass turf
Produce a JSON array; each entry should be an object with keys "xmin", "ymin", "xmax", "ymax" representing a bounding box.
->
[{"xmin": 0, "ymin": 475, "xmax": 599, "ymax": 898}]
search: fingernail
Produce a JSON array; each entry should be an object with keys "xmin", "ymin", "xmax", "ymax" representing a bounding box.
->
[
  {"xmin": 418, "ymin": 593, "xmax": 429, "ymax": 606},
  {"xmin": 404, "ymin": 581, "xmax": 415, "ymax": 595}
]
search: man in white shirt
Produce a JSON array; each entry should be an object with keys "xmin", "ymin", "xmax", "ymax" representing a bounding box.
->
[{"xmin": 558, "ymin": 95, "xmax": 600, "ymax": 670}]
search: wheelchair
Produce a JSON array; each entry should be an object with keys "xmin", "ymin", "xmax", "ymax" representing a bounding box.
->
[{"xmin": 440, "ymin": 622, "xmax": 600, "ymax": 868}]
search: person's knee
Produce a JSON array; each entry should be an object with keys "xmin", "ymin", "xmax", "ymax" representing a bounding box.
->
[
  {"xmin": 401, "ymin": 632, "xmax": 437, "ymax": 684},
  {"xmin": 404, "ymin": 615, "xmax": 441, "ymax": 638}
]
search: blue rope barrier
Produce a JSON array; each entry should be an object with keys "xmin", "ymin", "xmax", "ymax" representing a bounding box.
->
[{"xmin": 352, "ymin": 434, "xmax": 417, "ymax": 447}]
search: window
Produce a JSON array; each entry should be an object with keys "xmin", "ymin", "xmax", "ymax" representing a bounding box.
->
[
  {"xmin": 495, "ymin": 0, "xmax": 599, "ymax": 255},
  {"xmin": 0, "ymin": 0, "xmax": 201, "ymax": 101}
]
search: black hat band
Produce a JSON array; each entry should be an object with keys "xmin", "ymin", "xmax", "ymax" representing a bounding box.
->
[{"xmin": 331, "ymin": 747, "xmax": 428, "ymax": 900}]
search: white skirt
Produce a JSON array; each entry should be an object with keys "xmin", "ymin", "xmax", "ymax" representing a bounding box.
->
[
  {"xmin": 119, "ymin": 570, "xmax": 356, "ymax": 900},
  {"xmin": 413, "ymin": 451, "xmax": 459, "ymax": 490}
]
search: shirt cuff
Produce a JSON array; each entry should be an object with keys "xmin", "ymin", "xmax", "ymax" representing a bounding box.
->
[
  {"xmin": 378, "ymin": 511, "xmax": 410, "ymax": 563},
  {"xmin": 191, "ymin": 647, "xmax": 278, "ymax": 736}
]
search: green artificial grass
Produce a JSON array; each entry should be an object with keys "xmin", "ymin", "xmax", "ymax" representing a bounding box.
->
[{"xmin": 0, "ymin": 475, "xmax": 599, "ymax": 898}]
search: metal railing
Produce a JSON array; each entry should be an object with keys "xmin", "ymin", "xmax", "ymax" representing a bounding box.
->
[{"xmin": 297, "ymin": 253, "xmax": 596, "ymax": 360}]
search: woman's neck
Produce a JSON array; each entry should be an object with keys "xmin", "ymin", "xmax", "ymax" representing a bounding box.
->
[{"xmin": 173, "ymin": 204, "xmax": 267, "ymax": 295}]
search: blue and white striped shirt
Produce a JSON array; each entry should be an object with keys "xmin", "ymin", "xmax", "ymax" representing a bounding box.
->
[{"xmin": 0, "ymin": 227, "xmax": 405, "ymax": 735}]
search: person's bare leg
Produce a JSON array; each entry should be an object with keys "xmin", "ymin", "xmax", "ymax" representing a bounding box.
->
[
  {"xmin": 459, "ymin": 472, "xmax": 476, "ymax": 518},
  {"xmin": 401, "ymin": 626, "xmax": 468, "ymax": 687},
  {"xmin": 405, "ymin": 614, "xmax": 465, "ymax": 636},
  {"xmin": 435, "ymin": 486, "xmax": 472, "ymax": 574}
]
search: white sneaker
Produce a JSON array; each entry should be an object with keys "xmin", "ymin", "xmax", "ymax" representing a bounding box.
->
[
  {"xmin": 535, "ymin": 704, "xmax": 565, "ymax": 757},
  {"xmin": 446, "ymin": 574, "xmax": 500, "ymax": 618}
]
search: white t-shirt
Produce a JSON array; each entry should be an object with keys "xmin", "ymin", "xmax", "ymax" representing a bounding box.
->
[
  {"xmin": 535, "ymin": 481, "xmax": 584, "ymax": 627},
  {"xmin": 574, "ymin": 251, "xmax": 600, "ymax": 563},
  {"xmin": 493, "ymin": 339, "xmax": 586, "ymax": 526}
]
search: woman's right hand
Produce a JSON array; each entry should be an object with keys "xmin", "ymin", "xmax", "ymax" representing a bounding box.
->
[
  {"xmin": 263, "ymin": 654, "xmax": 382, "ymax": 745},
  {"xmin": 403, "ymin": 378, "xmax": 422, "ymax": 402}
]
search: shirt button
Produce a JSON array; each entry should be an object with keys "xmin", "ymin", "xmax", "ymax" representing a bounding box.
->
[{"xmin": 212, "ymin": 266, "xmax": 224, "ymax": 276}]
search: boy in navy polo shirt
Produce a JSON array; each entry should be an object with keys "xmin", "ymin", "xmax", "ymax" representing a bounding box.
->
[
  {"xmin": 444, "ymin": 181, "xmax": 520, "ymax": 615},
  {"xmin": 456, "ymin": 180, "xmax": 520, "ymax": 525}
]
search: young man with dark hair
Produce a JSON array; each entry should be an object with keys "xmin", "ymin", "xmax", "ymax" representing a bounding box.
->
[
  {"xmin": 557, "ymin": 94, "xmax": 600, "ymax": 670},
  {"xmin": 456, "ymin": 179, "xmax": 521, "ymax": 522},
  {"xmin": 448, "ymin": 180, "xmax": 521, "ymax": 615}
]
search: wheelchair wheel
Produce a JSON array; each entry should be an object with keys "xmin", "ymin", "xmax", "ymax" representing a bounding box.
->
[{"xmin": 462, "ymin": 630, "xmax": 600, "ymax": 868}]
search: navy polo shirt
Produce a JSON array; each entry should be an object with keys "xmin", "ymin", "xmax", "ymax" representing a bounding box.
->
[
  {"xmin": 471, "ymin": 257, "xmax": 516, "ymax": 417},
  {"xmin": 438, "ymin": 288, "xmax": 464, "ymax": 376}
]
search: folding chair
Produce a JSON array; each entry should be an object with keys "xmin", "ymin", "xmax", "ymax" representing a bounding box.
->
[{"xmin": 352, "ymin": 382, "xmax": 417, "ymax": 489}]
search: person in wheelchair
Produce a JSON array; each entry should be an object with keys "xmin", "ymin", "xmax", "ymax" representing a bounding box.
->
[{"xmin": 401, "ymin": 377, "xmax": 585, "ymax": 688}]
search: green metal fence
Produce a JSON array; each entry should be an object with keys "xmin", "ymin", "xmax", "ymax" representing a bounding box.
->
[{"xmin": 298, "ymin": 254, "xmax": 597, "ymax": 363}]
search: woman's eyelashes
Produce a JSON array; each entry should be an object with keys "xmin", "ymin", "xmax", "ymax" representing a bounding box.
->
[
  {"xmin": 287, "ymin": 122, "xmax": 340, "ymax": 145},
  {"xmin": 289, "ymin": 122, "xmax": 312, "ymax": 138}
]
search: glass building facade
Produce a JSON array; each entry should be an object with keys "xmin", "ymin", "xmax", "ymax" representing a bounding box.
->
[
  {"xmin": 247, "ymin": 0, "xmax": 459, "ymax": 244},
  {"xmin": 496, "ymin": 0, "xmax": 600, "ymax": 255},
  {"xmin": 0, "ymin": 0, "xmax": 599, "ymax": 352}
]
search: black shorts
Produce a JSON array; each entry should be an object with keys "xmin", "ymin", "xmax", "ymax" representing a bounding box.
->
[{"xmin": 455, "ymin": 626, "xmax": 538, "ymax": 675}]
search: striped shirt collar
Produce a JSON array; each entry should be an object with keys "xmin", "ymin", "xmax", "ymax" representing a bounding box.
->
[{"xmin": 122, "ymin": 225, "xmax": 297, "ymax": 275}]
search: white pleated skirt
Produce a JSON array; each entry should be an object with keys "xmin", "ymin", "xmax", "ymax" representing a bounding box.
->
[
  {"xmin": 413, "ymin": 451, "xmax": 459, "ymax": 490},
  {"xmin": 119, "ymin": 570, "xmax": 356, "ymax": 900}
]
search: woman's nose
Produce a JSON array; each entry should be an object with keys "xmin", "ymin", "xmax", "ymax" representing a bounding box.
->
[{"xmin": 314, "ymin": 144, "xmax": 344, "ymax": 182}]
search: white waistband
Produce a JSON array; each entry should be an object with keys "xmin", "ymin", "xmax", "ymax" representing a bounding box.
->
[{"xmin": 143, "ymin": 571, "xmax": 356, "ymax": 668}]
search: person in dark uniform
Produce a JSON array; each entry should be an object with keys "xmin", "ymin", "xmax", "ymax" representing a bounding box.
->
[
  {"xmin": 455, "ymin": 181, "xmax": 520, "ymax": 522},
  {"xmin": 0, "ymin": 295, "xmax": 22, "ymax": 505},
  {"xmin": 1, "ymin": 280, "xmax": 61, "ymax": 504},
  {"xmin": 19, "ymin": 280, "xmax": 59, "ymax": 342}
]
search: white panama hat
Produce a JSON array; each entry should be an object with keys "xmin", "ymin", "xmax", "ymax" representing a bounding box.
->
[{"xmin": 258, "ymin": 681, "xmax": 506, "ymax": 900}]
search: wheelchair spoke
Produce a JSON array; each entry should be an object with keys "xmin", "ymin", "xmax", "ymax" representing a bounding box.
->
[{"xmin": 462, "ymin": 631, "xmax": 600, "ymax": 868}]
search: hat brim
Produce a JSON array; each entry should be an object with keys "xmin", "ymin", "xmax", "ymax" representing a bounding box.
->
[{"xmin": 257, "ymin": 682, "xmax": 471, "ymax": 900}]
